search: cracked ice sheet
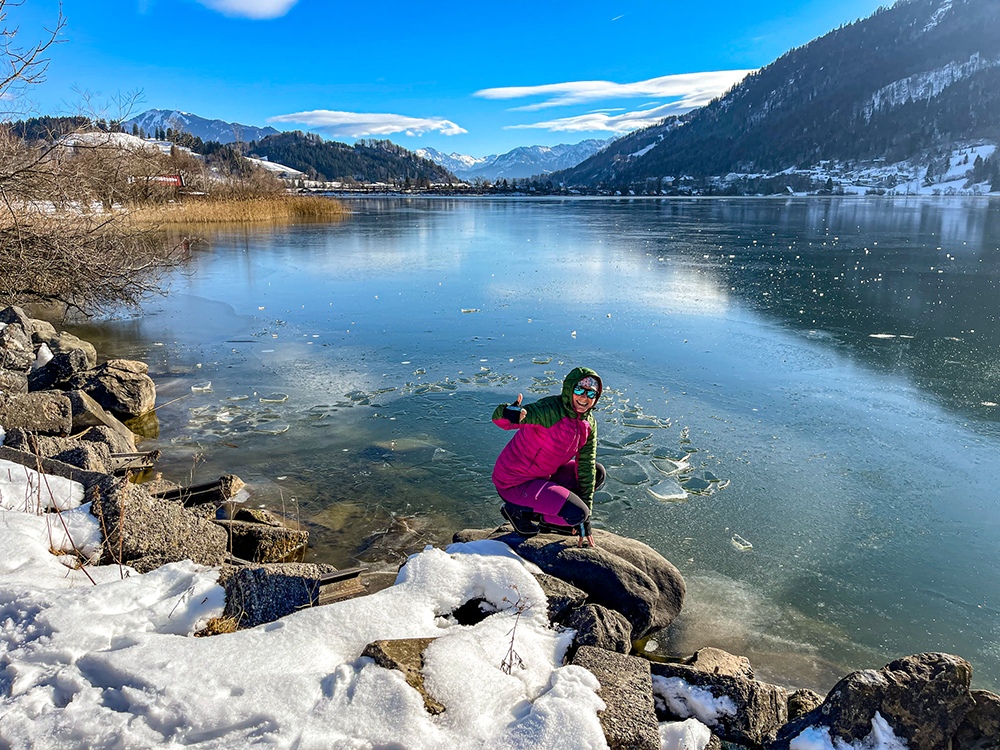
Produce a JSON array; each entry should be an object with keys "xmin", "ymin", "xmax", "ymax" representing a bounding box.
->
[{"xmin": 0, "ymin": 527, "xmax": 606, "ymax": 750}]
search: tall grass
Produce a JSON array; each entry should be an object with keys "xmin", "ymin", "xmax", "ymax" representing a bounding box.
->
[{"xmin": 134, "ymin": 195, "xmax": 347, "ymax": 225}]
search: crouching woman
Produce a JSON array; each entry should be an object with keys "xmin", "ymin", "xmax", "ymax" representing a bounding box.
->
[{"xmin": 491, "ymin": 367, "xmax": 605, "ymax": 547}]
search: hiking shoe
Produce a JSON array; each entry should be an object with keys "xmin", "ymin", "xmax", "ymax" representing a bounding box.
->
[
  {"xmin": 501, "ymin": 505, "xmax": 539, "ymax": 537},
  {"xmin": 537, "ymin": 520, "xmax": 575, "ymax": 536}
]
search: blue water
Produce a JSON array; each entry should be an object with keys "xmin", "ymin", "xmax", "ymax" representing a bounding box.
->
[{"xmin": 73, "ymin": 196, "xmax": 1000, "ymax": 692}]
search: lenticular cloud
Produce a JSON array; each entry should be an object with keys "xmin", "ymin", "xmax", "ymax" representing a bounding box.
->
[
  {"xmin": 268, "ymin": 110, "xmax": 468, "ymax": 138},
  {"xmin": 195, "ymin": 0, "xmax": 300, "ymax": 19}
]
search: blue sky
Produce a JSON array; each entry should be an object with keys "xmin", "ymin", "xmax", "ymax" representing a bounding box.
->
[{"xmin": 17, "ymin": 0, "xmax": 887, "ymax": 156}]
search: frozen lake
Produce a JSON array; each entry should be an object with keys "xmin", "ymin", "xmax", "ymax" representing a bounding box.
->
[{"xmin": 72, "ymin": 196, "xmax": 1000, "ymax": 692}]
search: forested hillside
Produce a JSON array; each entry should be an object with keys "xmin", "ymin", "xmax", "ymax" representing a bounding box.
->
[
  {"xmin": 554, "ymin": 0, "xmax": 1000, "ymax": 186},
  {"xmin": 248, "ymin": 132, "xmax": 455, "ymax": 183}
]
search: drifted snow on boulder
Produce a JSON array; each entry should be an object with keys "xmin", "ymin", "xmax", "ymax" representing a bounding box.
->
[
  {"xmin": 452, "ymin": 527, "xmax": 685, "ymax": 640},
  {"xmin": 651, "ymin": 661, "xmax": 787, "ymax": 747},
  {"xmin": 769, "ymin": 652, "xmax": 975, "ymax": 750}
]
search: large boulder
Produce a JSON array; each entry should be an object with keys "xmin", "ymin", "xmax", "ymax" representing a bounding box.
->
[
  {"xmin": 0, "ymin": 306, "xmax": 32, "ymax": 332},
  {"xmin": 0, "ymin": 321, "xmax": 34, "ymax": 372},
  {"xmin": 453, "ymin": 527, "xmax": 685, "ymax": 639},
  {"xmin": 686, "ymin": 647, "xmax": 755, "ymax": 681},
  {"xmin": 954, "ymin": 690, "xmax": 1000, "ymax": 750},
  {"xmin": 31, "ymin": 327, "xmax": 97, "ymax": 368},
  {"xmin": 28, "ymin": 349, "xmax": 89, "ymax": 391},
  {"xmin": 51, "ymin": 442, "xmax": 112, "ymax": 473},
  {"xmin": 571, "ymin": 645, "xmax": 660, "ymax": 750},
  {"xmin": 651, "ymin": 661, "xmax": 788, "ymax": 747},
  {"xmin": 88, "ymin": 475, "xmax": 227, "ymax": 571},
  {"xmin": 535, "ymin": 572, "xmax": 587, "ymax": 624},
  {"xmin": 66, "ymin": 390, "xmax": 137, "ymax": 450},
  {"xmin": 222, "ymin": 562, "xmax": 338, "ymax": 628},
  {"xmin": 28, "ymin": 348, "xmax": 90, "ymax": 392},
  {"xmin": 72, "ymin": 359, "xmax": 155, "ymax": 419},
  {"xmin": 769, "ymin": 652, "xmax": 975, "ymax": 750},
  {"xmin": 0, "ymin": 392, "xmax": 73, "ymax": 435},
  {"xmin": 568, "ymin": 604, "xmax": 633, "ymax": 655}
]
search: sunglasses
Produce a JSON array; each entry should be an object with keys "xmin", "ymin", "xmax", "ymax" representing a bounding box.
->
[{"xmin": 573, "ymin": 386, "xmax": 598, "ymax": 399}]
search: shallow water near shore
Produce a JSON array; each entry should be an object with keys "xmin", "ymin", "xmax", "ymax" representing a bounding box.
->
[{"xmin": 69, "ymin": 196, "xmax": 1000, "ymax": 693}]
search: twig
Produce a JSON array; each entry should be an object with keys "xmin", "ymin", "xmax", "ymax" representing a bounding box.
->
[{"xmin": 31, "ymin": 445, "xmax": 97, "ymax": 585}]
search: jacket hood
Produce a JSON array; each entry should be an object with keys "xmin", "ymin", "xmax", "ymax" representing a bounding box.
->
[{"xmin": 561, "ymin": 367, "xmax": 603, "ymax": 416}]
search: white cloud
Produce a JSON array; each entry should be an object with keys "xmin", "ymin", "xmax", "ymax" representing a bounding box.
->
[
  {"xmin": 505, "ymin": 102, "xmax": 690, "ymax": 134},
  {"xmin": 475, "ymin": 69, "xmax": 753, "ymax": 111},
  {"xmin": 267, "ymin": 110, "xmax": 467, "ymax": 138},
  {"xmin": 194, "ymin": 0, "xmax": 299, "ymax": 19}
]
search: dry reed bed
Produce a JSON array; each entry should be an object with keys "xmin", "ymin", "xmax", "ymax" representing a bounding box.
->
[{"xmin": 134, "ymin": 195, "xmax": 347, "ymax": 225}]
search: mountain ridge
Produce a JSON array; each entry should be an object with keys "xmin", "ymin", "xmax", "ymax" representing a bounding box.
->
[
  {"xmin": 416, "ymin": 139, "xmax": 611, "ymax": 181},
  {"xmin": 123, "ymin": 109, "xmax": 279, "ymax": 145},
  {"xmin": 551, "ymin": 0, "xmax": 1000, "ymax": 187}
]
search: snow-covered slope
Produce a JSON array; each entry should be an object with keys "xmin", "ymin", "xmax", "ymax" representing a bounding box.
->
[
  {"xmin": 124, "ymin": 109, "xmax": 279, "ymax": 144},
  {"xmin": 417, "ymin": 139, "xmax": 611, "ymax": 181}
]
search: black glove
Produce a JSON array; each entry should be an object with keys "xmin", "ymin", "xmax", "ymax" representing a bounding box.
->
[{"xmin": 503, "ymin": 405, "xmax": 523, "ymax": 422}]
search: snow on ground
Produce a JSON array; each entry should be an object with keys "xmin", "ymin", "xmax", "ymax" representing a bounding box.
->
[
  {"xmin": 0, "ymin": 459, "xmax": 86, "ymax": 512},
  {"xmin": 718, "ymin": 141, "xmax": 997, "ymax": 197},
  {"xmin": 0, "ymin": 481, "xmax": 612, "ymax": 750}
]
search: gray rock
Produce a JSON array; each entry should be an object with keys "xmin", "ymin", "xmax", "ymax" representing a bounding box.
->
[
  {"xmin": 29, "ymin": 318, "xmax": 56, "ymax": 340},
  {"xmin": 788, "ymin": 689, "xmax": 825, "ymax": 720},
  {"xmin": 88, "ymin": 475, "xmax": 227, "ymax": 570},
  {"xmin": 0, "ymin": 368, "xmax": 28, "ymax": 396},
  {"xmin": 651, "ymin": 662, "xmax": 787, "ymax": 747},
  {"xmin": 0, "ymin": 392, "xmax": 73, "ymax": 435},
  {"xmin": 67, "ymin": 391, "xmax": 137, "ymax": 450},
  {"xmin": 361, "ymin": 638, "xmax": 445, "ymax": 715},
  {"xmin": 953, "ymin": 690, "xmax": 1000, "ymax": 750},
  {"xmin": 0, "ymin": 322, "xmax": 34, "ymax": 372},
  {"xmin": 453, "ymin": 527, "xmax": 685, "ymax": 639},
  {"xmin": 534, "ymin": 572, "xmax": 587, "ymax": 624},
  {"xmin": 51, "ymin": 443, "xmax": 112, "ymax": 473},
  {"xmin": 78, "ymin": 424, "xmax": 137, "ymax": 455},
  {"xmin": 687, "ymin": 647, "xmax": 755, "ymax": 681},
  {"xmin": 32, "ymin": 329, "xmax": 97, "ymax": 368},
  {"xmin": 222, "ymin": 562, "xmax": 337, "ymax": 628},
  {"xmin": 571, "ymin": 645, "xmax": 660, "ymax": 750},
  {"xmin": 769, "ymin": 652, "xmax": 974, "ymax": 750},
  {"xmin": 28, "ymin": 348, "xmax": 90, "ymax": 392},
  {"xmin": 73, "ymin": 359, "xmax": 155, "ymax": 419},
  {"xmin": 0, "ymin": 306, "xmax": 33, "ymax": 332},
  {"xmin": 213, "ymin": 519, "xmax": 309, "ymax": 562},
  {"xmin": 569, "ymin": 604, "xmax": 633, "ymax": 655}
]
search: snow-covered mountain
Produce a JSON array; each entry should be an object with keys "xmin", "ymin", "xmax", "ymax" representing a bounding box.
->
[
  {"xmin": 555, "ymin": 0, "xmax": 1000, "ymax": 186},
  {"xmin": 416, "ymin": 139, "xmax": 611, "ymax": 181},
  {"xmin": 123, "ymin": 109, "xmax": 279, "ymax": 144},
  {"xmin": 414, "ymin": 148, "xmax": 493, "ymax": 176}
]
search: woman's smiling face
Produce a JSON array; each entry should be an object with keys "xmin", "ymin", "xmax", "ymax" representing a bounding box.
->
[{"xmin": 572, "ymin": 385, "xmax": 597, "ymax": 413}]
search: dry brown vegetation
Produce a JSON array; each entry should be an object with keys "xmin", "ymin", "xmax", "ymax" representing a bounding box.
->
[
  {"xmin": 0, "ymin": 2, "xmax": 346, "ymax": 316},
  {"xmin": 133, "ymin": 195, "xmax": 347, "ymax": 225}
]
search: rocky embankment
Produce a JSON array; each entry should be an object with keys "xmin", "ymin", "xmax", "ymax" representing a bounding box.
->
[{"xmin": 1, "ymin": 302, "xmax": 997, "ymax": 750}]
